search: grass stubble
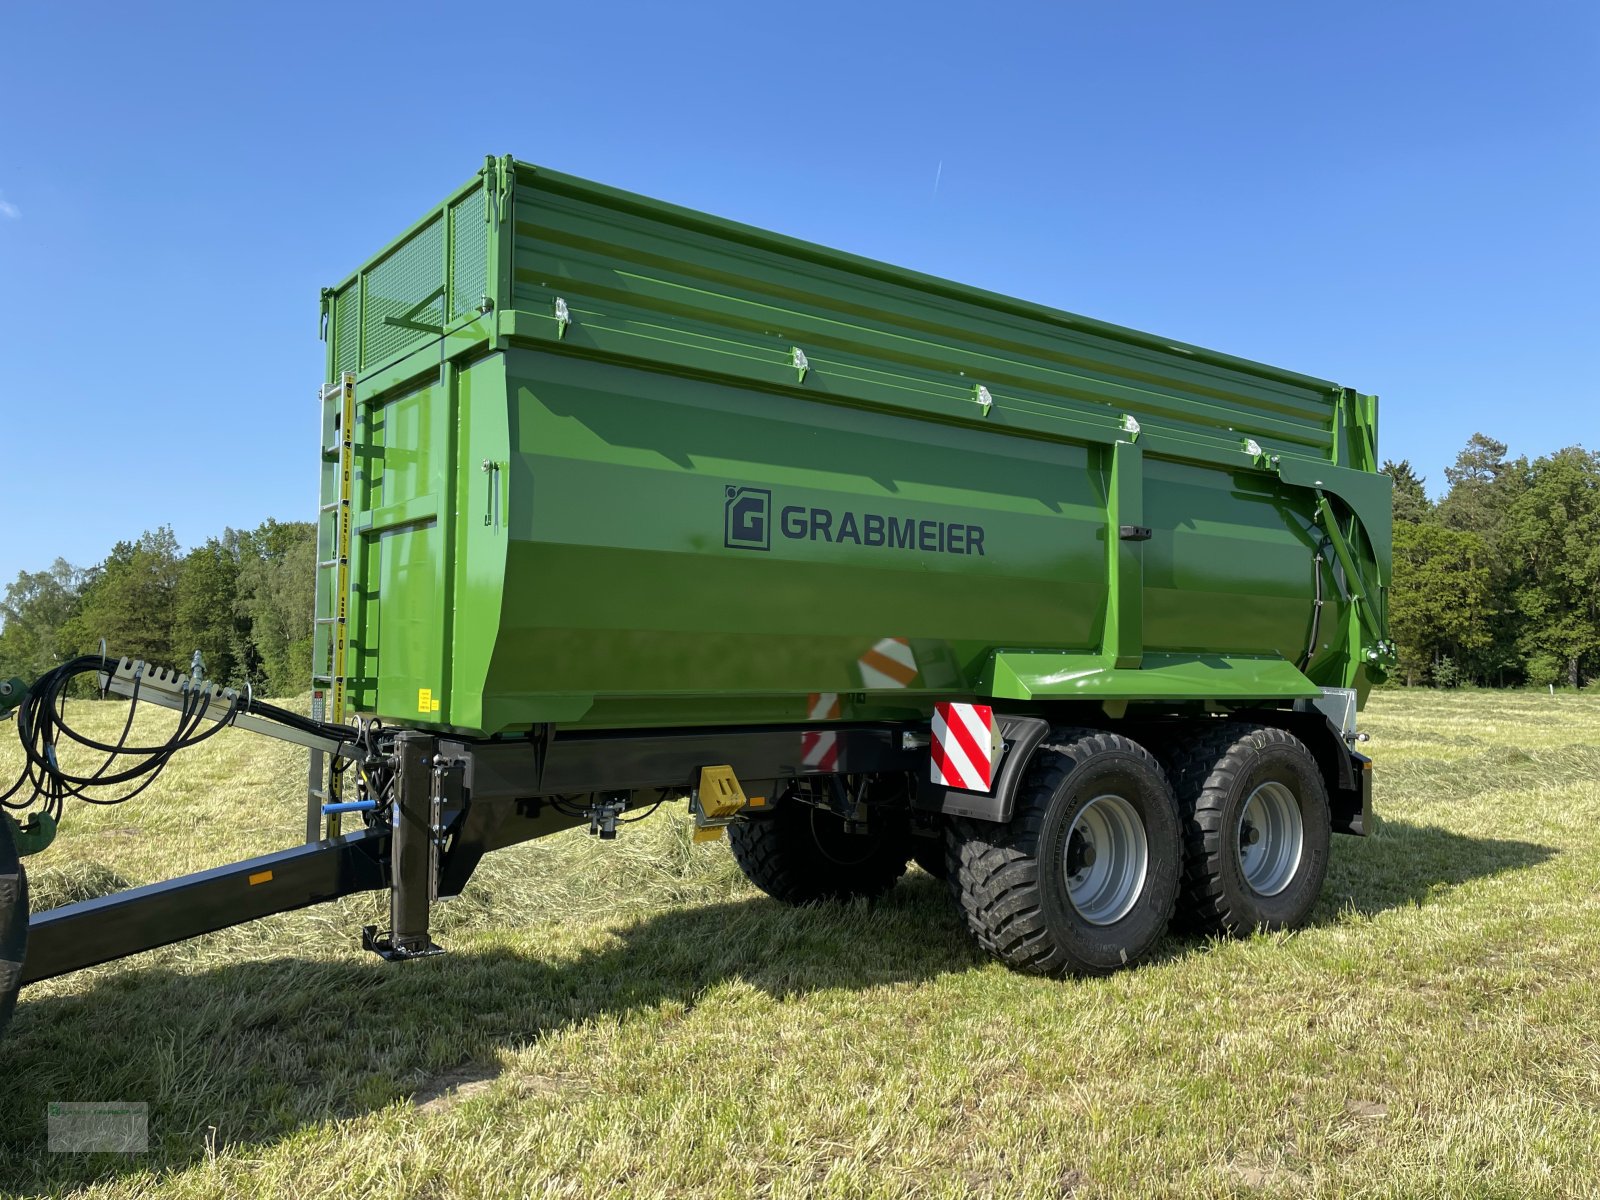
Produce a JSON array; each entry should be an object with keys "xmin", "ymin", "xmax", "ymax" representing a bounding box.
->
[{"xmin": 0, "ymin": 690, "xmax": 1597, "ymax": 1198}]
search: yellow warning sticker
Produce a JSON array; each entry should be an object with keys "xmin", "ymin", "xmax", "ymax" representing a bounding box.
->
[
  {"xmin": 418, "ymin": 688, "xmax": 433, "ymax": 714},
  {"xmin": 431, "ymin": 698, "xmax": 441, "ymax": 712}
]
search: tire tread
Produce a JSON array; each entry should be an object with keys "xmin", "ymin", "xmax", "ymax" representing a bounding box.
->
[
  {"xmin": 948, "ymin": 728, "xmax": 1178, "ymax": 976},
  {"xmin": 1162, "ymin": 722, "xmax": 1325, "ymax": 935}
]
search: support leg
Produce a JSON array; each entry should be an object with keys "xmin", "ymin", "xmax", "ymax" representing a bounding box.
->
[{"xmin": 363, "ymin": 731, "xmax": 444, "ymax": 960}]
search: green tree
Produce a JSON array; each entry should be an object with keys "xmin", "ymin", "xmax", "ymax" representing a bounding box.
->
[
  {"xmin": 1434, "ymin": 434, "xmax": 1530, "ymax": 684},
  {"xmin": 234, "ymin": 519, "xmax": 317, "ymax": 694},
  {"xmin": 1383, "ymin": 459, "xmax": 1432, "ymax": 524},
  {"xmin": 1500, "ymin": 447, "xmax": 1600, "ymax": 688},
  {"xmin": 1437, "ymin": 434, "xmax": 1523, "ymax": 544},
  {"xmin": 173, "ymin": 536, "xmax": 244, "ymax": 685},
  {"xmin": 1388, "ymin": 522, "xmax": 1494, "ymax": 686},
  {"xmin": 62, "ymin": 527, "xmax": 183, "ymax": 668},
  {"xmin": 0, "ymin": 559, "xmax": 85, "ymax": 678}
]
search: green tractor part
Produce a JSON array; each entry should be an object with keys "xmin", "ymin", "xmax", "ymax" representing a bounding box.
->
[
  {"xmin": 0, "ymin": 678, "xmax": 25, "ymax": 719},
  {"xmin": 4, "ymin": 812, "xmax": 56, "ymax": 858},
  {"xmin": 0, "ymin": 812, "xmax": 27, "ymax": 1038}
]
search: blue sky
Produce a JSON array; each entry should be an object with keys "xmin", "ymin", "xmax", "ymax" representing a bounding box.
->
[{"xmin": 1, "ymin": 2, "xmax": 1594, "ymax": 589}]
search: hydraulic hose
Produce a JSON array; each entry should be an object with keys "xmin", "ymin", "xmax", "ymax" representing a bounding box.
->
[{"xmin": 1, "ymin": 655, "xmax": 353, "ymax": 825}]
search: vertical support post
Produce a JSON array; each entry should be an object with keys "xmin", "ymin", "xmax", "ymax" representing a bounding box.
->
[
  {"xmin": 435, "ymin": 357, "xmax": 458, "ymax": 724},
  {"xmin": 380, "ymin": 731, "xmax": 441, "ymax": 958},
  {"xmin": 1103, "ymin": 439, "xmax": 1145, "ymax": 670},
  {"xmin": 305, "ymin": 747, "xmax": 324, "ymax": 844}
]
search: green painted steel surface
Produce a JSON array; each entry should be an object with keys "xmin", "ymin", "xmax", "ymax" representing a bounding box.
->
[{"xmin": 317, "ymin": 156, "xmax": 1392, "ymax": 737}]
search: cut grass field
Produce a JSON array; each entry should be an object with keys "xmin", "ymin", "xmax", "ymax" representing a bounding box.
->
[{"xmin": 2, "ymin": 690, "xmax": 1599, "ymax": 1198}]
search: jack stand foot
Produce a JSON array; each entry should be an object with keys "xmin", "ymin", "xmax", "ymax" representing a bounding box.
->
[{"xmin": 362, "ymin": 924, "xmax": 444, "ymax": 961}]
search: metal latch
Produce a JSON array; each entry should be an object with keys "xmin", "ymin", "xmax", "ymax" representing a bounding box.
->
[{"xmin": 1118, "ymin": 525, "xmax": 1152, "ymax": 542}]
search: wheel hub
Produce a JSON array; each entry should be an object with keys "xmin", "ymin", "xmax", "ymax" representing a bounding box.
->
[
  {"xmin": 1063, "ymin": 794, "xmax": 1148, "ymax": 926},
  {"xmin": 1235, "ymin": 781, "xmax": 1304, "ymax": 897}
]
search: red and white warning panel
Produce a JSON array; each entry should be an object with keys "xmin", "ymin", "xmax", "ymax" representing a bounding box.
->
[{"xmin": 931, "ymin": 702, "xmax": 1001, "ymax": 792}]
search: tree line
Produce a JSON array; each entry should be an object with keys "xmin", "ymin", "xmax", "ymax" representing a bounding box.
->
[
  {"xmin": 1, "ymin": 433, "xmax": 1596, "ymax": 693},
  {"xmin": 0, "ymin": 521, "xmax": 316, "ymax": 696},
  {"xmin": 1387, "ymin": 435, "xmax": 1599, "ymax": 688}
]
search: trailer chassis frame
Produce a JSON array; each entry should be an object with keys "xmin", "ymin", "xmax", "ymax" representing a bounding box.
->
[
  {"xmin": 18, "ymin": 706, "xmax": 1369, "ymax": 990},
  {"xmin": 21, "ymin": 719, "xmax": 926, "ymax": 987}
]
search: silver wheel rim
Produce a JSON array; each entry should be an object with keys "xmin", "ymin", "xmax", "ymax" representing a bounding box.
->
[
  {"xmin": 1237, "ymin": 781, "xmax": 1303, "ymax": 897},
  {"xmin": 1063, "ymin": 794, "xmax": 1148, "ymax": 925}
]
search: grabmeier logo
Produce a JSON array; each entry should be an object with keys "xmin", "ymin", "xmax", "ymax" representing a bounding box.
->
[{"xmin": 724, "ymin": 485, "xmax": 771, "ymax": 551}]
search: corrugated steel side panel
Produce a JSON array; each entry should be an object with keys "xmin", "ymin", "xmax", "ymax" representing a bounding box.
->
[{"xmin": 507, "ymin": 164, "xmax": 1341, "ymax": 464}]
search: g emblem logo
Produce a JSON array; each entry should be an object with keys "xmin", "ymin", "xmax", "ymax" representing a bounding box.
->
[{"xmin": 724, "ymin": 485, "xmax": 771, "ymax": 551}]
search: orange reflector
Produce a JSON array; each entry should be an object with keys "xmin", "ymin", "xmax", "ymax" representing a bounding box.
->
[
  {"xmin": 248, "ymin": 870, "xmax": 274, "ymax": 886},
  {"xmin": 747, "ymin": 795, "xmax": 767, "ymax": 807}
]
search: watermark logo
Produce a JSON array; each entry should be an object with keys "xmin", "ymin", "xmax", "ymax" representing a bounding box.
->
[
  {"xmin": 48, "ymin": 1102, "xmax": 148, "ymax": 1153},
  {"xmin": 724, "ymin": 486, "xmax": 771, "ymax": 551}
]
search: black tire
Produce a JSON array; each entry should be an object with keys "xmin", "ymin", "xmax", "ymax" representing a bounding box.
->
[
  {"xmin": 910, "ymin": 836, "xmax": 949, "ymax": 880},
  {"xmin": 728, "ymin": 797, "xmax": 911, "ymax": 904},
  {"xmin": 0, "ymin": 816, "xmax": 28, "ymax": 1038},
  {"xmin": 1163, "ymin": 723, "xmax": 1331, "ymax": 935},
  {"xmin": 949, "ymin": 729, "xmax": 1182, "ymax": 976}
]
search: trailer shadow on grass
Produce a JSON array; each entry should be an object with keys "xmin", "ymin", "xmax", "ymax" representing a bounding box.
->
[{"xmin": 0, "ymin": 819, "xmax": 1553, "ymax": 1193}]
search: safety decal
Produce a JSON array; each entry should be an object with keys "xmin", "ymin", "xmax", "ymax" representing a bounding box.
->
[{"xmin": 931, "ymin": 702, "xmax": 999, "ymax": 792}]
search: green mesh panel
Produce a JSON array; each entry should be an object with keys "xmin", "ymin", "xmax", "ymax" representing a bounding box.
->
[
  {"xmin": 333, "ymin": 286, "xmax": 360, "ymax": 379},
  {"xmin": 363, "ymin": 217, "xmax": 445, "ymax": 368},
  {"xmin": 450, "ymin": 188, "xmax": 488, "ymax": 319}
]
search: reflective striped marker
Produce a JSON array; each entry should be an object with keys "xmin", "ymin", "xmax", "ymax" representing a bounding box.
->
[
  {"xmin": 801, "ymin": 692, "xmax": 841, "ymax": 771},
  {"xmin": 931, "ymin": 702, "xmax": 999, "ymax": 792}
]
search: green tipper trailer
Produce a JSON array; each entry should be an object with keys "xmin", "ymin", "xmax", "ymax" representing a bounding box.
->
[
  {"xmin": 0, "ymin": 156, "xmax": 1392, "ymax": 1033},
  {"xmin": 312, "ymin": 156, "xmax": 1392, "ymax": 735}
]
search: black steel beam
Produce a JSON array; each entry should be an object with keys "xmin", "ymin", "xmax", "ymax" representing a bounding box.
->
[
  {"xmin": 20, "ymin": 828, "xmax": 389, "ymax": 986},
  {"xmin": 450, "ymin": 721, "xmax": 923, "ymax": 800}
]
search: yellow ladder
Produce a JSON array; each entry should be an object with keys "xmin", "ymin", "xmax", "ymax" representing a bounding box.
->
[{"xmin": 308, "ymin": 372, "xmax": 356, "ymax": 839}]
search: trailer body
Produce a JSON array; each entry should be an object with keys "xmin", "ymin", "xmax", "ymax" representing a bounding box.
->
[{"xmin": 315, "ymin": 157, "xmax": 1392, "ymax": 738}]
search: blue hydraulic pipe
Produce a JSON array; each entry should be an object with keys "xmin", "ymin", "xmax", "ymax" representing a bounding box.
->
[{"xmin": 321, "ymin": 799, "xmax": 379, "ymax": 816}]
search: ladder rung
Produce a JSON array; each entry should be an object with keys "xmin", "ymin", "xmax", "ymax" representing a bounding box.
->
[
  {"xmin": 317, "ymin": 557, "xmax": 344, "ymax": 569},
  {"xmin": 312, "ymin": 674, "xmax": 335, "ymax": 683},
  {"xmin": 320, "ymin": 501, "xmax": 344, "ymax": 513},
  {"xmin": 315, "ymin": 617, "xmax": 344, "ymax": 626}
]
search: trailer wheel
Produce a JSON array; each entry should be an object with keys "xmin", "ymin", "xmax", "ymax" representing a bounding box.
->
[
  {"xmin": 949, "ymin": 729, "xmax": 1181, "ymax": 975},
  {"xmin": 728, "ymin": 796, "xmax": 911, "ymax": 904},
  {"xmin": 1164, "ymin": 723, "xmax": 1331, "ymax": 935},
  {"xmin": 0, "ymin": 817, "xmax": 28, "ymax": 1037}
]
